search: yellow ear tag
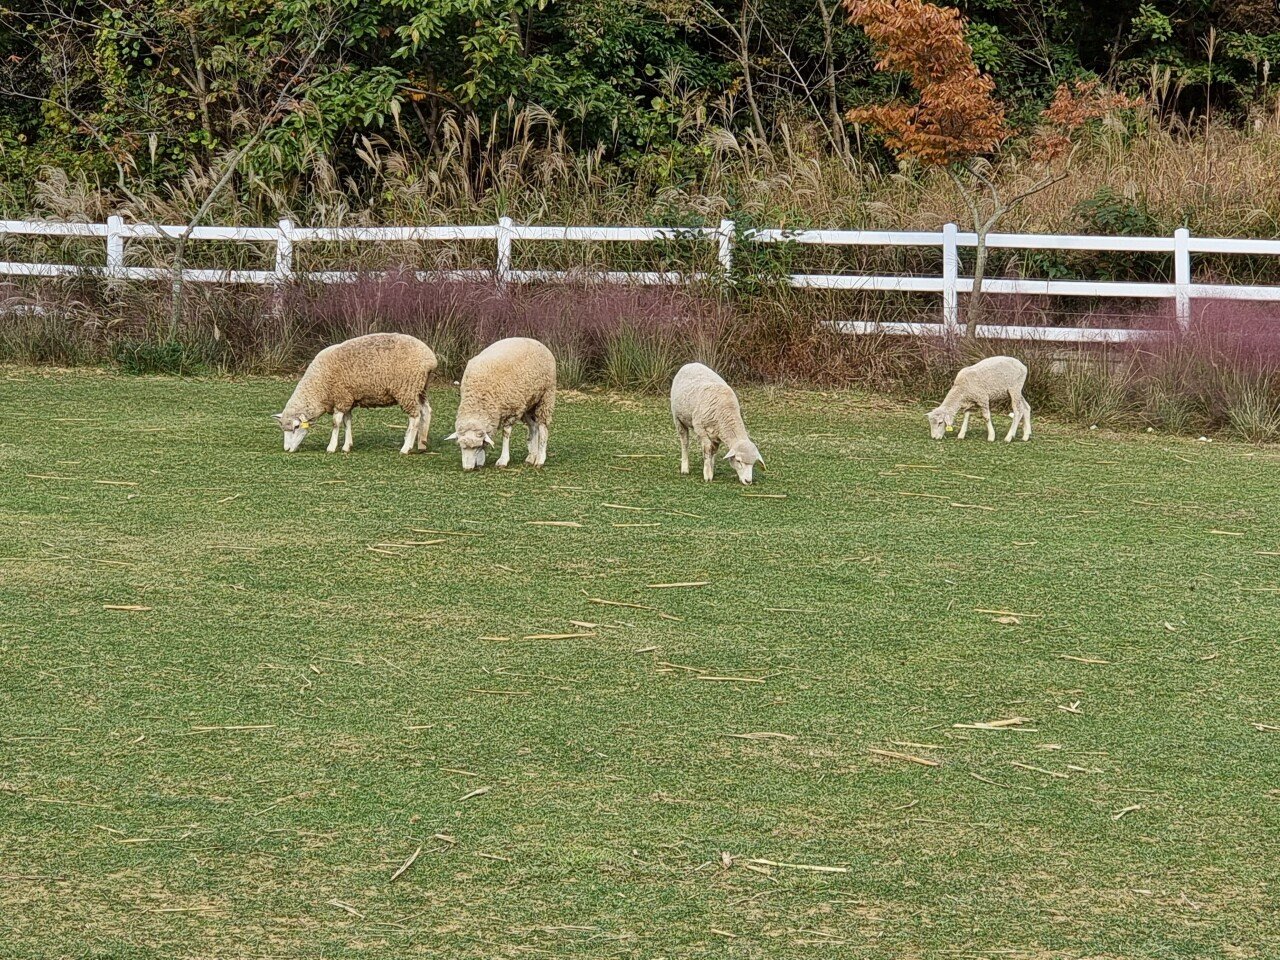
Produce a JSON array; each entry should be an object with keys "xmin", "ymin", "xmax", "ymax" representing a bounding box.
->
[
  {"xmin": 945, "ymin": 424, "xmax": 955, "ymax": 433},
  {"xmin": 299, "ymin": 420, "xmax": 311, "ymax": 429}
]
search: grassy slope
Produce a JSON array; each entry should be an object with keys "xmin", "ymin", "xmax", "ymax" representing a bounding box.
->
[{"xmin": 0, "ymin": 368, "xmax": 1277, "ymax": 959}]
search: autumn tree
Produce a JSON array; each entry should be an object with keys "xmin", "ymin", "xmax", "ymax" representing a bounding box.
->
[{"xmin": 844, "ymin": 0, "xmax": 1136, "ymax": 336}]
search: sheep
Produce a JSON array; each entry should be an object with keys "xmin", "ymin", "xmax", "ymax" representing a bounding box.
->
[
  {"xmin": 670, "ymin": 362, "xmax": 763, "ymax": 484},
  {"xmin": 446, "ymin": 337, "xmax": 556, "ymax": 471},
  {"xmin": 273, "ymin": 333, "xmax": 437, "ymax": 454},
  {"xmin": 927, "ymin": 355, "xmax": 1031, "ymax": 442}
]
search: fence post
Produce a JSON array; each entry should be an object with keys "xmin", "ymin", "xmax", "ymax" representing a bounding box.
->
[
  {"xmin": 941, "ymin": 222, "xmax": 959, "ymax": 334},
  {"xmin": 275, "ymin": 219, "xmax": 294, "ymax": 284},
  {"xmin": 496, "ymin": 216, "xmax": 514, "ymax": 287},
  {"xmin": 1173, "ymin": 227, "xmax": 1191, "ymax": 330},
  {"xmin": 273, "ymin": 219, "xmax": 294, "ymax": 318},
  {"xmin": 716, "ymin": 219, "xmax": 734, "ymax": 280},
  {"xmin": 105, "ymin": 215, "xmax": 124, "ymax": 281}
]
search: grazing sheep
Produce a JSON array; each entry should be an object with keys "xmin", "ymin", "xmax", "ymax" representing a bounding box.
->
[
  {"xmin": 670, "ymin": 362, "xmax": 763, "ymax": 484},
  {"xmin": 927, "ymin": 355, "xmax": 1031, "ymax": 442},
  {"xmin": 446, "ymin": 337, "xmax": 556, "ymax": 471},
  {"xmin": 273, "ymin": 333, "xmax": 437, "ymax": 454}
]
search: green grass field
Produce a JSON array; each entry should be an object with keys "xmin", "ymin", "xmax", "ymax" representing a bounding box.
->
[{"xmin": 2, "ymin": 367, "xmax": 1278, "ymax": 959}]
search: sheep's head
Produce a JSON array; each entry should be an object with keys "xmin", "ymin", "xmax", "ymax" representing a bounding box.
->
[
  {"xmin": 723, "ymin": 439, "xmax": 764, "ymax": 484},
  {"xmin": 273, "ymin": 412, "xmax": 312, "ymax": 452},
  {"xmin": 926, "ymin": 407, "xmax": 954, "ymax": 440},
  {"xmin": 446, "ymin": 428, "xmax": 494, "ymax": 470}
]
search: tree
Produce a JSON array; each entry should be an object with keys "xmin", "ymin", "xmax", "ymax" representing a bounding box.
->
[
  {"xmin": 0, "ymin": 0, "xmax": 340, "ymax": 335},
  {"xmin": 843, "ymin": 0, "xmax": 1136, "ymax": 336}
]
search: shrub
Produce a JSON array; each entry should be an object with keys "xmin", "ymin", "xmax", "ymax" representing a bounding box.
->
[
  {"xmin": 111, "ymin": 339, "xmax": 213, "ymax": 376},
  {"xmin": 0, "ymin": 305, "xmax": 95, "ymax": 366},
  {"xmin": 1053, "ymin": 356, "xmax": 1133, "ymax": 427},
  {"xmin": 1224, "ymin": 373, "xmax": 1280, "ymax": 443},
  {"xmin": 601, "ymin": 327, "xmax": 679, "ymax": 391}
]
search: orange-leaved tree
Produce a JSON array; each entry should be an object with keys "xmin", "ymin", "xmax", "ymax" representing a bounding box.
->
[{"xmin": 844, "ymin": 0, "xmax": 1136, "ymax": 336}]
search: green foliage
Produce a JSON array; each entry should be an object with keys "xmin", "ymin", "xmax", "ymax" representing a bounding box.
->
[
  {"xmin": 1072, "ymin": 186, "xmax": 1170, "ymax": 282},
  {"xmin": 1, "ymin": 0, "xmax": 1277, "ymax": 210},
  {"xmin": 1131, "ymin": 3, "xmax": 1173, "ymax": 43},
  {"xmin": 1076, "ymin": 186, "xmax": 1159, "ymax": 237},
  {"xmin": 965, "ymin": 21, "xmax": 1005, "ymax": 74},
  {"xmin": 111, "ymin": 338, "xmax": 212, "ymax": 375}
]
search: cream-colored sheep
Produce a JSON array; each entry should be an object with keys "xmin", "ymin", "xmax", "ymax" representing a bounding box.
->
[
  {"xmin": 927, "ymin": 355, "xmax": 1031, "ymax": 442},
  {"xmin": 274, "ymin": 333, "xmax": 437, "ymax": 454},
  {"xmin": 446, "ymin": 337, "xmax": 556, "ymax": 470},
  {"xmin": 670, "ymin": 362, "xmax": 763, "ymax": 484}
]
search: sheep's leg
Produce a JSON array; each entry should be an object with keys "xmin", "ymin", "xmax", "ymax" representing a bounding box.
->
[
  {"xmin": 400, "ymin": 414, "xmax": 420, "ymax": 454},
  {"xmin": 526, "ymin": 413, "xmax": 549, "ymax": 467},
  {"xmin": 701, "ymin": 437, "xmax": 717, "ymax": 482},
  {"xmin": 956, "ymin": 411, "xmax": 971, "ymax": 440},
  {"xmin": 497, "ymin": 425, "xmax": 513, "ymax": 467},
  {"xmin": 327, "ymin": 411, "xmax": 343, "ymax": 453},
  {"xmin": 525, "ymin": 410, "xmax": 549, "ymax": 467},
  {"xmin": 982, "ymin": 401, "xmax": 995, "ymax": 442},
  {"xmin": 1021, "ymin": 398, "xmax": 1032, "ymax": 441},
  {"xmin": 534, "ymin": 423, "xmax": 549, "ymax": 467},
  {"xmin": 417, "ymin": 400, "xmax": 431, "ymax": 450},
  {"xmin": 1004, "ymin": 389, "xmax": 1020, "ymax": 443},
  {"xmin": 1004, "ymin": 410, "xmax": 1019, "ymax": 442},
  {"xmin": 342, "ymin": 411, "xmax": 353, "ymax": 452},
  {"xmin": 678, "ymin": 424, "xmax": 690, "ymax": 475},
  {"xmin": 522, "ymin": 415, "xmax": 537, "ymax": 466}
]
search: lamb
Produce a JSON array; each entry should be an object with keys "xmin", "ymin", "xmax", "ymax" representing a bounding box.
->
[
  {"xmin": 670, "ymin": 362, "xmax": 763, "ymax": 484},
  {"xmin": 273, "ymin": 333, "xmax": 437, "ymax": 454},
  {"xmin": 927, "ymin": 355, "xmax": 1031, "ymax": 442},
  {"xmin": 446, "ymin": 337, "xmax": 556, "ymax": 471}
]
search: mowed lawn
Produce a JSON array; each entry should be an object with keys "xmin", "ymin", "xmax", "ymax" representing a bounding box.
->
[{"xmin": 1, "ymin": 367, "xmax": 1278, "ymax": 960}]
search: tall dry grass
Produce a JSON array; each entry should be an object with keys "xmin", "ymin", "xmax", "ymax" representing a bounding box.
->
[
  {"xmin": 7, "ymin": 105, "xmax": 1280, "ymax": 314},
  {"xmin": 6, "ymin": 84, "xmax": 1280, "ymax": 237}
]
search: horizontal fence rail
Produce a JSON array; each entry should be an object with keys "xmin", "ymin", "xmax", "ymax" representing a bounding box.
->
[{"xmin": 2, "ymin": 216, "xmax": 1279, "ymax": 342}]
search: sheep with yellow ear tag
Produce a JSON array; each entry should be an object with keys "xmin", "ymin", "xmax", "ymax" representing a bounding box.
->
[{"xmin": 274, "ymin": 333, "xmax": 437, "ymax": 454}]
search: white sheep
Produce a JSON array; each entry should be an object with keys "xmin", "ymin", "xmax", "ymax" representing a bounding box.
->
[
  {"xmin": 273, "ymin": 333, "xmax": 437, "ymax": 454},
  {"xmin": 670, "ymin": 362, "xmax": 763, "ymax": 484},
  {"xmin": 446, "ymin": 337, "xmax": 556, "ymax": 470},
  {"xmin": 927, "ymin": 355, "xmax": 1031, "ymax": 442}
]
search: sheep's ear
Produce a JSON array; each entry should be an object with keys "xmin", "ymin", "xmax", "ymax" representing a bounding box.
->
[
  {"xmin": 271, "ymin": 413, "xmax": 284, "ymax": 423},
  {"xmin": 755, "ymin": 454, "xmax": 765, "ymax": 469},
  {"xmin": 722, "ymin": 449, "xmax": 734, "ymax": 461},
  {"xmin": 483, "ymin": 433, "xmax": 494, "ymax": 448},
  {"xmin": 444, "ymin": 431, "xmax": 458, "ymax": 441}
]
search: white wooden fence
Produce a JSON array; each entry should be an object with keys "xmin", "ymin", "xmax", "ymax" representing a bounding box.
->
[{"xmin": 3, "ymin": 216, "xmax": 1280, "ymax": 342}]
